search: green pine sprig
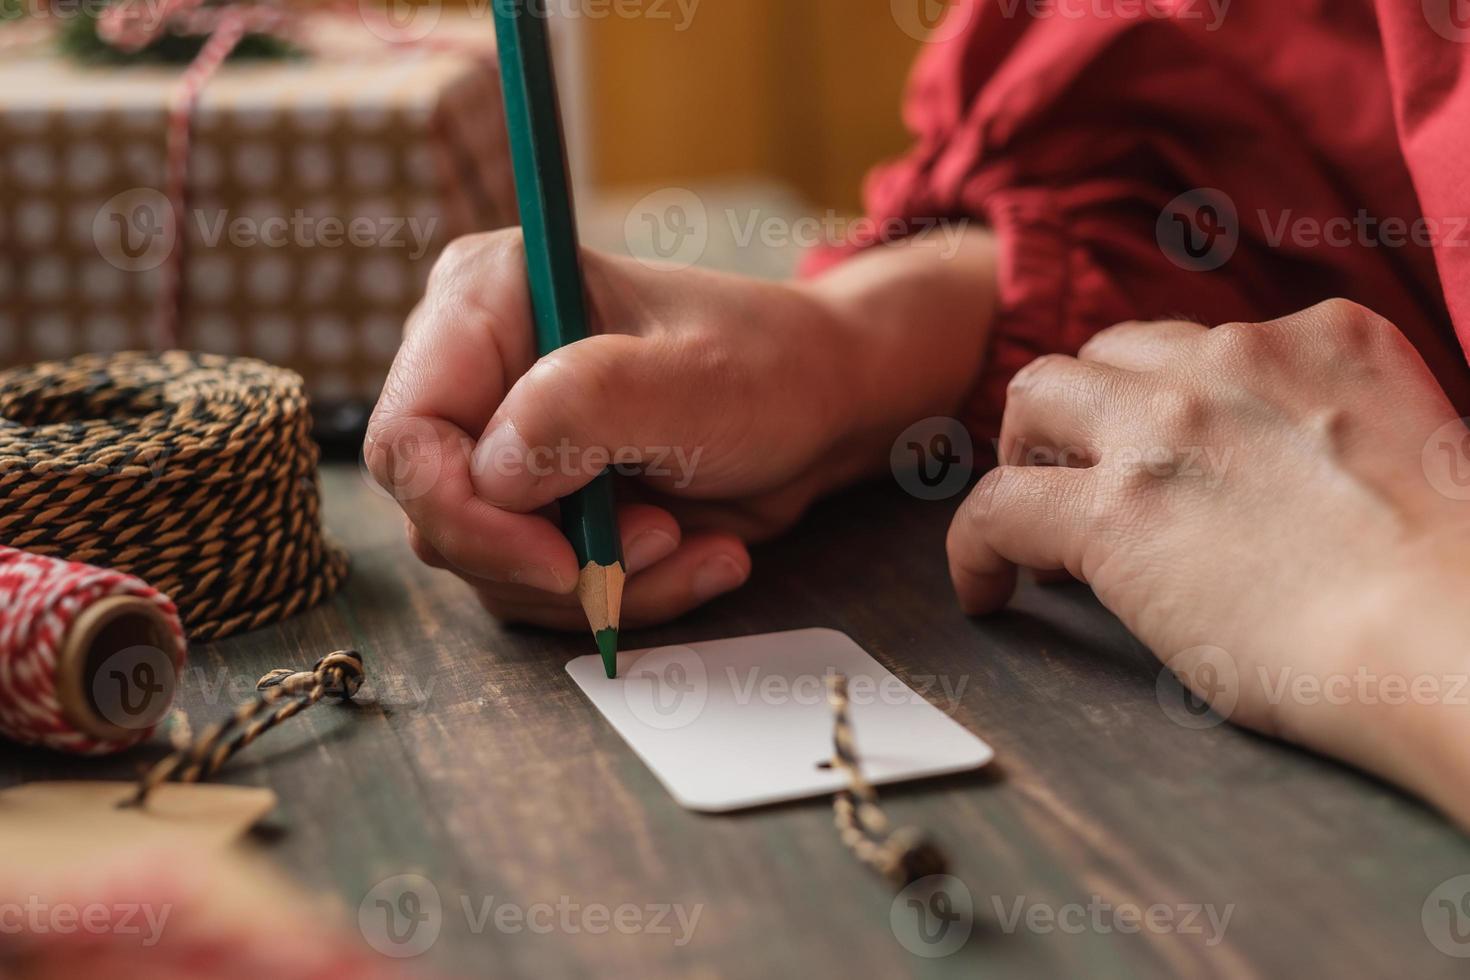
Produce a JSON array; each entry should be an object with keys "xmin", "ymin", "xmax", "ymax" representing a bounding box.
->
[{"xmin": 52, "ymin": 2, "xmax": 298, "ymax": 64}]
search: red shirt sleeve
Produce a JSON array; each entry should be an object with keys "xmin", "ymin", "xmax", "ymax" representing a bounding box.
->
[
  {"xmin": 807, "ymin": 0, "xmax": 1470, "ymax": 435},
  {"xmin": 1374, "ymin": 0, "xmax": 1470, "ymax": 362}
]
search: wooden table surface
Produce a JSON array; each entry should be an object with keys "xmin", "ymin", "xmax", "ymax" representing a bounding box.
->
[{"xmin": 7, "ymin": 462, "xmax": 1470, "ymax": 978}]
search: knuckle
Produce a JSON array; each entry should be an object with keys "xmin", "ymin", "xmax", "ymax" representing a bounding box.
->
[
  {"xmin": 1205, "ymin": 319, "xmax": 1274, "ymax": 363},
  {"xmin": 1007, "ymin": 353, "xmax": 1072, "ymax": 400},
  {"xmin": 430, "ymin": 229, "xmax": 524, "ymax": 288},
  {"xmin": 1079, "ymin": 320, "xmax": 1144, "ymax": 357},
  {"xmin": 1313, "ymin": 298, "xmax": 1404, "ymax": 360},
  {"xmin": 1147, "ymin": 386, "xmax": 1213, "ymax": 440},
  {"xmin": 362, "ymin": 412, "xmax": 405, "ymax": 486},
  {"xmin": 531, "ymin": 338, "xmax": 621, "ymax": 405},
  {"xmin": 957, "ymin": 466, "xmax": 1012, "ymax": 535},
  {"xmin": 1313, "ymin": 296, "xmax": 1375, "ymax": 326}
]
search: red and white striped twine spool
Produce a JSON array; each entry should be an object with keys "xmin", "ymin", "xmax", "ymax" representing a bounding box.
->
[{"xmin": 0, "ymin": 546, "xmax": 187, "ymax": 755}]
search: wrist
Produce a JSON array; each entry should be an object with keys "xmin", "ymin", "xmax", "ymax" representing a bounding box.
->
[
  {"xmin": 1340, "ymin": 545, "xmax": 1470, "ymax": 829},
  {"xmin": 794, "ymin": 226, "xmax": 1000, "ymax": 491}
]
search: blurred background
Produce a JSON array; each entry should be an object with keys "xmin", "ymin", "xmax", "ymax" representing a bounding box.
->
[
  {"xmin": 539, "ymin": 0, "xmax": 926, "ymax": 277},
  {"xmin": 0, "ymin": 0, "xmax": 931, "ymax": 437}
]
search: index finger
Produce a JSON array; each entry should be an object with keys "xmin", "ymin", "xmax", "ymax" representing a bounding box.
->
[
  {"xmin": 376, "ymin": 231, "xmax": 538, "ymax": 437},
  {"xmin": 366, "ymin": 232, "xmax": 575, "ymax": 592}
]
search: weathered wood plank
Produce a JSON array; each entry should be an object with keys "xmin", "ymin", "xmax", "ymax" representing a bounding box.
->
[{"xmin": 4, "ymin": 463, "xmax": 1469, "ymax": 978}]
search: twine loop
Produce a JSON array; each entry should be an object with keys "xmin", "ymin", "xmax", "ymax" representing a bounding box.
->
[
  {"xmin": 127, "ymin": 648, "xmax": 365, "ymax": 806},
  {"xmin": 257, "ymin": 650, "xmax": 365, "ymax": 701}
]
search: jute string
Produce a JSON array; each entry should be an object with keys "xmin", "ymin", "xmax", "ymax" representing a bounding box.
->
[
  {"xmin": 826, "ymin": 674, "xmax": 950, "ymax": 888},
  {"xmin": 0, "ymin": 351, "xmax": 348, "ymax": 641}
]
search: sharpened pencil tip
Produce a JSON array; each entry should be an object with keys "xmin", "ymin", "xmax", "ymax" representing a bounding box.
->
[{"xmin": 596, "ymin": 628, "xmax": 619, "ymax": 678}]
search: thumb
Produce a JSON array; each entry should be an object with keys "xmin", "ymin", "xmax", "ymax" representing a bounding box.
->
[{"xmin": 468, "ymin": 333, "xmax": 706, "ymax": 512}]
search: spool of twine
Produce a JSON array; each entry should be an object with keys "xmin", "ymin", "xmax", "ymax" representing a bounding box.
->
[
  {"xmin": 0, "ymin": 351, "xmax": 349, "ymax": 641},
  {"xmin": 0, "ymin": 546, "xmax": 187, "ymax": 754}
]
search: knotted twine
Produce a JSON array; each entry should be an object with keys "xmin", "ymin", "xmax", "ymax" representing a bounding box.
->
[
  {"xmin": 0, "ymin": 350, "xmax": 348, "ymax": 641},
  {"xmin": 826, "ymin": 674, "xmax": 950, "ymax": 888},
  {"xmin": 126, "ymin": 649, "xmax": 365, "ymax": 806}
]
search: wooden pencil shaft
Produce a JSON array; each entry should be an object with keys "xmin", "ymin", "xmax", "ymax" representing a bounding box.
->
[
  {"xmin": 491, "ymin": 2, "xmax": 624, "ymax": 587},
  {"xmin": 491, "ymin": 1, "xmax": 591, "ymax": 357}
]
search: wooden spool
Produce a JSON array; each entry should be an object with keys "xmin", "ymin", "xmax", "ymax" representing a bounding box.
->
[{"xmin": 53, "ymin": 596, "xmax": 178, "ymax": 742}]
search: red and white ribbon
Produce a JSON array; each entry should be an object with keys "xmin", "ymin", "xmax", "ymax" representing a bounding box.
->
[{"xmin": 0, "ymin": 546, "xmax": 187, "ymax": 755}]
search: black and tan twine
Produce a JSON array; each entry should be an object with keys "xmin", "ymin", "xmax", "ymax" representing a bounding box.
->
[
  {"xmin": 126, "ymin": 649, "xmax": 365, "ymax": 806},
  {"xmin": 0, "ymin": 351, "xmax": 348, "ymax": 640},
  {"xmin": 826, "ymin": 674, "xmax": 949, "ymax": 888}
]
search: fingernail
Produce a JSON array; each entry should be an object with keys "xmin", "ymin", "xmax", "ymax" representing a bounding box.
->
[
  {"xmin": 692, "ymin": 556, "xmax": 746, "ymax": 601},
  {"xmin": 471, "ymin": 420, "xmax": 532, "ymax": 507},
  {"xmin": 624, "ymin": 529, "xmax": 676, "ymax": 574}
]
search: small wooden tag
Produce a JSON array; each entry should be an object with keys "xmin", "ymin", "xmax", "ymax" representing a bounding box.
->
[{"xmin": 0, "ymin": 782, "xmax": 277, "ymax": 872}]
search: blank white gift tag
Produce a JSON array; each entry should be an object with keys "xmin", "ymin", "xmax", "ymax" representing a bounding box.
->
[{"xmin": 566, "ymin": 627, "xmax": 994, "ymax": 812}]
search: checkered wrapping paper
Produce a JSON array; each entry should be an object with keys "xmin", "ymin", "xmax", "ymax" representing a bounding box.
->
[{"xmin": 0, "ymin": 15, "xmax": 516, "ymax": 406}]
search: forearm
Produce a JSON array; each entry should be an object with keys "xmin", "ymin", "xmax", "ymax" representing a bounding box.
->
[{"xmin": 796, "ymin": 225, "xmax": 1000, "ymax": 487}]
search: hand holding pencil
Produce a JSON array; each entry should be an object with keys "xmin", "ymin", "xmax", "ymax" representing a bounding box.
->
[
  {"xmin": 363, "ymin": 9, "xmax": 996, "ymax": 652},
  {"xmin": 365, "ymin": 244, "xmax": 996, "ymax": 641},
  {"xmin": 490, "ymin": 0, "xmax": 625, "ymax": 674}
]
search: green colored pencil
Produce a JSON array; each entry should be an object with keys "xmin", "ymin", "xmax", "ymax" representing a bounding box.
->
[{"xmin": 491, "ymin": 0, "xmax": 624, "ymax": 678}]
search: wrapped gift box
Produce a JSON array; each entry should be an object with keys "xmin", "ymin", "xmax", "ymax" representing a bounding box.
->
[{"xmin": 0, "ymin": 14, "xmax": 517, "ymax": 409}]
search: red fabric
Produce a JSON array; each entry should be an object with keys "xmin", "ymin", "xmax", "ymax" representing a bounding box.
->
[{"xmin": 806, "ymin": 0, "xmax": 1470, "ymax": 435}]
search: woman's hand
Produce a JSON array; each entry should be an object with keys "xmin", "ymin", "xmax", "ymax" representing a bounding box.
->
[
  {"xmin": 367, "ymin": 226, "xmax": 997, "ymax": 629},
  {"xmin": 947, "ymin": 299, "xmax": 1470, "ymax": 824}
]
